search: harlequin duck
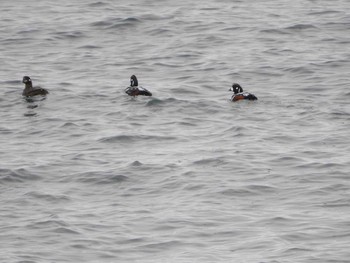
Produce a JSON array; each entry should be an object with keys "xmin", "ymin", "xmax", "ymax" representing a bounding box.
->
[
  {"xmin": 22, "ymin": 76, "xmax": 49, "ymax": 97},
  {"xmin": 229, "ymin": 83, "xmax": 257, "ymax": 102},
  {"xmin": 125, "ymin": 75, "xmax": 152, "ymax": 97}
]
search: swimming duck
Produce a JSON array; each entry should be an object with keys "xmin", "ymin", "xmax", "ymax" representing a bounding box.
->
[
  {"xmin": 125, "ymin": 75, "xmax": 152, "ymax": 97},
  {"xmin": 229, "ymin": 83, "xmax": 257, "ymax": 102},
  {"xmin": 22, "ymin": 76, "xmax": 49, "ymax": 97}
]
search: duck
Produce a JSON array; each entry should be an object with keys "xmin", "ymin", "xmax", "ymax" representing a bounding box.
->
[
  {"xmin": 125, "ymin": 75, "xmax": 152, "ymax": 97},
  {"xmin": 229, "ymin": 83, "xmax": 257, "ymax": 102},
  {"xmin": 22, "ymin": 76, "xmax": 49, "ymax": 97}
]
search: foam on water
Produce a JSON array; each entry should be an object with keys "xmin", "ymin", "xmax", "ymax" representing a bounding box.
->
[{"xmin": 1, "ymin": 0, "xmax": 350, "ymax": 262}]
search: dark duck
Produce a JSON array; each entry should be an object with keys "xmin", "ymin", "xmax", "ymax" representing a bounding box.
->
[
  {"xmin": 22, "ymin": 76, "xmax": 49, "ymax": 97},
  {"xmin": 125, "ymin": 75, "xmax": 152, "ymax": 97},
  {"xmin": 229, "ymin": 83, "xmax": 257, "ymax": 102}
]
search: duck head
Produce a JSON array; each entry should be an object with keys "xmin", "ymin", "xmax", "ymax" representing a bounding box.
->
[
  {"xmin": 23, "ymin": 76, "xmax": 32, "ymax": 84},
  {"xmin": 229, "ymin": 83, "xmax": 243, "ymax": 94},
  {"xmin": 130, "ymin": 75, "xmax": 138, "ymax": 87},
  {"xmin": 22, "ymin": 76, "xmax": 33, "ymax": 88}
]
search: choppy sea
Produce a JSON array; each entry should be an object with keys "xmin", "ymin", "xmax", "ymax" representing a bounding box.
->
[{"xmin": 1, "ymin": 0, "xmax": 350, "ymax": 262}]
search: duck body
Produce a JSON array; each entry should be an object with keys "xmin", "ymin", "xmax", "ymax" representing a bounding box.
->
[
  {"xmin": 229, "ymin": 83, "xmax": 257, "ymax": 102},
  {"xmin": 231, "ymin": 92, "xmax": 258, "ymax": 102},
  {"xmin": 125, "ymin": 75, "xmax": 152, "ymax": 97},
  {"xmin": 22, "ymin": 76, "xmax": 49, "ymax": 97}
]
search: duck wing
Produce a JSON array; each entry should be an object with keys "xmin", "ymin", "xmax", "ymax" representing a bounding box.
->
[
  {"xmin": 24, "ymin": 88, "xmax": 49, "ymax": 97},
  {"xmin": 125, "ymin": 86, "xmax": 152, "ymax": 96},
  {"xmin": 125, "ymin": 86, "xmax": 138, "ymax": 96},
  {"xmin": 137, "ymin": 87, "xmax": 152, "ymax": 96},
  {"xmin": 231, "ymin": 92, "xmax": 257, "ymax": 101},
  {"xmin": 245, "ymin": 93, "xmax": 257, "ymax": 100}
]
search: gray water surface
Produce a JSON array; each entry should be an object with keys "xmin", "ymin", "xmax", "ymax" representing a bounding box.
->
[{"xmin": 1, "ymin": 0, "xmax": 349, "ymax": 262}]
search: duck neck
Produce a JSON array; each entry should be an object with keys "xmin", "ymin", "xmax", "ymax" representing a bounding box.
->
[
  {"xmin": 22, "ymin": 82, "xmax": 33, "ymax": 95},
  {"xmin": 24, "ymin": 82, "xmax": 33, "ymax": 89}
]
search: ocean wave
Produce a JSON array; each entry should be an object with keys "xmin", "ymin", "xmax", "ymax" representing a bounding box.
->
[
  {"xmin": 137, "ymin": 240, "xmax": 186, "ymax": 251},
  {"xmin": 73, "ymin": 171, "xmax": 129, "ymax": 184},
  {"xmin": 322, "ymin": 198, "xmax": 350, "ymax": 208},
  {"xmin": 192, "ymin": 157, "xmax": 229, "ymax": 167},
  {"xmin": 0, "ymin": 79, "xmax": 21, "ymax": 85},
  {"xmin": 53, "ymin": 227, "xmax": 80, "ymax": 235},
  {"xmin": 130, "ymin": 160, "xmax": 143, "ymax": 166},
  {"xmin": 25, "ymin": 191, "xmax": 70, "ymax": 203},
  {"xmin": 2, "ymin": 37, "xmax": 34, "ymax": 45},
  {"xmin": 51, "ymin": 30, "xmax": 86, "ymax": 40},
  {"xmin": 78, "ymin": 45, "xmax": 102, "ymax": 49},
  {"xmin": 91, "ymin": 17, "xmax": 141, "ymax": 29},
  {"xmin": 98, "ymin": 134, "xmax": 177, "ymax": 143},
  {"xmin": 145, "ymin": 97, "xmax": 181, "ymax": 107},
  {"xmin": 16, "ymin": 28, "xmax": 41, "ymax": 35},
  {"xmin": 330, "ymin": 110, "xmax": 350, "ymax": 120},
  {"xmin": 88, "ymin": 2, "xmax": 108, "ymax": 7},
  {"xmin": 0, "ymin": 127, "xmax": 12, "ymax": 134},
  {"xmin": 0, "ymin": 168, "xmax": 42, "ymax": 183},
  {"xmin": 323, "ymin": 21, "xmax": 350, "ymax": 30},
  {"xmin": 260, "ymin": 24, "xmax": 318, "ymax": 35},
  {"xmin": 161, "ymin": 120, "xmax": 197, "ymax": 127},
  {"xmin": 282, "ymin": 66, "xmax": 314, "ymax": 75},
  {"xmin": 284, "ymin": 24, "xmax": 318, "ymax": 31},
  {"xmin": 219, "ymin": 188, "xmax": 260, "ymax": 197},
  {"xmin": 151, "ymin": 62, "xmax": 183, "ymax": 68},
  {"xmin": 246, "ymin": 184, "xmax": 278, "ymax": 194},
  {"xmin": 139, "ymin": 14, "xmax": 174, "ymax": 21},
  {"xmin": 260, "ymin": 28, "xmax": 291, "ymax": 35},
  {"xmin": 146, "ymin": 28, "xmax": 173, "ymax": 36},
  {"xmin": 220, "ymin": 26, "xmax": 244, "ymax": 32},
  {"xmin": 308, "ymin": 10, "xmax": 342, "ymax": 16},
  {"xmin": 27, "ymin": 218, "xmax": 69, "ymax": 229}
]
